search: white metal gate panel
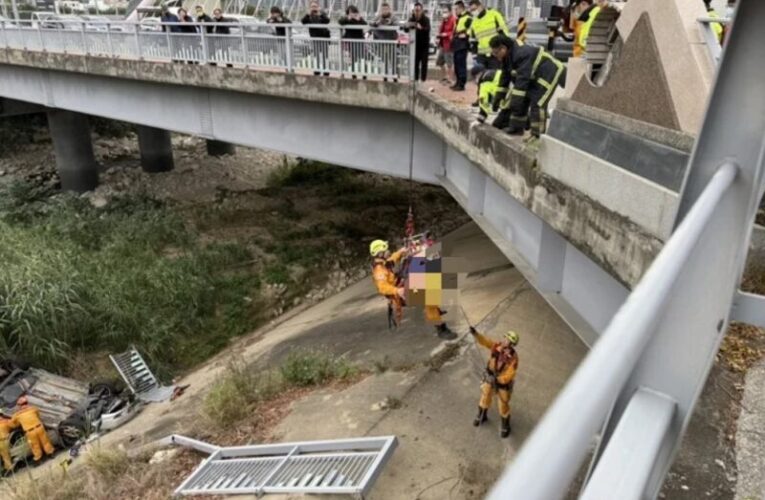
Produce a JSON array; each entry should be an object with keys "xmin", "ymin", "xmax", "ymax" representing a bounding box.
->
[
  {"xmin": 110, "ymin": 347, "xmax": 175, "ymax": 402},
  {"xmin": 173, "ymin": 436, "xmax": 397, "ymax": 497}
]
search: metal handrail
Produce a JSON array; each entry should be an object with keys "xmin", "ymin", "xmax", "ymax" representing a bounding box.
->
[
  {"xmin": 487, "ymin": 162, "xmax": 738, "ymax": 500},
  {"xmin": 697, "ymin": 15, "xmax": 731, "ymax": 64},
  {"xmin": 0, "ymin": 19, "xmax": 413, "ymax": 80}
]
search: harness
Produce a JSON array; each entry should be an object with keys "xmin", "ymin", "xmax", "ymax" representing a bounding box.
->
[{"xmin": 486, "ymin": 347, "xmax": 517, "ymax": 390}]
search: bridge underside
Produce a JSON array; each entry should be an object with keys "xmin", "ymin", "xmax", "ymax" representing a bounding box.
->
[{"xmin": 0, "ymin": 56, "xmax": 632, "ymax": 344}]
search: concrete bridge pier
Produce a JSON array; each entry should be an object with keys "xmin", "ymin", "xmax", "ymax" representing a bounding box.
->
[
  {"xmin": 137, "ymin": 125, "xmax": 174, "ymax": 173},
  {"xmin": 206, "ymin": 139, "xmax": 236, "ymax": 157},
  {"xmin": 47, "ymin": 109, "xmax": 98, "ymax": 192}
]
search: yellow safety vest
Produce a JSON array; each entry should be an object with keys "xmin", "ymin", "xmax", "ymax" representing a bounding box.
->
[
  {"xmin": 578, "ymin": 5, "xmax": 601, "ymax": 50},
  {"xmin": 479, "ymin": 70, "xmax": 502, "ymax": 116},
  {"xmin": 455, "ymin": 12, "xmax": 471, "ymax": 35},
  {"xmin": 470, "ymin": 8, "xmax": 508, "ymax": 55},
  {"xmin": 708, "ymin": 10, "xmax": 723, "ymax": 43}
]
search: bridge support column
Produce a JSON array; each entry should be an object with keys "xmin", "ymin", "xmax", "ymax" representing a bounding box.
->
[
  {"xmin": 137, "ymin": 126, "xmax": 174, "ymax": 173},
  {"xmin": 206, "ymin": 140, "xmax": 236, "ymax": 157},
  {"xmin": 47, "ymin": 109, "xmax": 98, "ymax": 193}
]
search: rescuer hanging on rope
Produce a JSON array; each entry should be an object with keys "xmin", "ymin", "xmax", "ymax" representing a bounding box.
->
[
  {"xmin": 370, "ymin": 239, "xmax": 408, "ymax": 328},
  {"xmin": 470, "ymin": 327, "xmax": 519, "ymax": 438}
]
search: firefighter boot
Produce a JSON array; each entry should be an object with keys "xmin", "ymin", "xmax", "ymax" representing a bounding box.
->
[
  {"xmin": 473, "ymin": 407, "xmax": 488, "ymax": 427},
  {"xmin": 436, "ymin": 323, "xmax": 457, "ymax": 340},
  {"xmin": 500, "ymin": 416, "xmax": 511, "ymax": 438}
]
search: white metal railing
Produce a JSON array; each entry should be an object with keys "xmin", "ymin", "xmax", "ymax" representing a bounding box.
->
[
  {"xmin": 491, "ymin": 1, "xmax": 765, "ymax": 498},
  {"xmin": 0, "ymin": 19, "xmax": 414, "ymax": 80}
]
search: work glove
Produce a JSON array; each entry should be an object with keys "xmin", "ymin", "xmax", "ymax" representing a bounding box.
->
[
  {"xmin": 469, "ymin": 40, "xmax": 478, "ymax": 54},
  {"xmin": 469, "ymin": 326, "xmax": 478, "ymax": 335}
]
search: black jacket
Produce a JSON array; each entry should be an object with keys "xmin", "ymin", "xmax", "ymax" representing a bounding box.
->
[
  {"xmin": 407, "ymin": 14, "xmax": 430, "ymax": 50},
  {"xmin": 178, "ymin": 15, "xmax": 197, "ymax": 33},
  {"xmin": 338, "ymin": 16, "xmax": 367, "ymax": 39},
  {"xmin": 497, "ymin": 36, "xmax": 539, "ymax": 93},
  {"xmin": 212, "ymin": 16, "xmax": 232, "ymax": 34},
  {"xmin": 301, "ymin": 12, "xmax": 331, "ymax": 38},
  {"xmin": 267, "ymin": 16, "xmax": 292, "ymax": 37},
  {"xmin": 197, "ymin": 13, "xmax": 213, "ymax": 33}
]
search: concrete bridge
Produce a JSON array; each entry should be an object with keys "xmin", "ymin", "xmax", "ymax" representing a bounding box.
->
[{"xmin": 1, "ymin": 0, "xmax": 764, "ymax": 497}]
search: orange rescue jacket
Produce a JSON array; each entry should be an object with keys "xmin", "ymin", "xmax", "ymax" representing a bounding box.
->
[
  {"xmin": 0, "ymin": 418, "xmax": 16, "ymax": 439},
  {"xmin": 475, "ymin": 332, "xmax": 519, "ymax": 386},
  {"xmin": 12, "ymin": 406, "xmax": 45, "ymax": 432},
  {"xmin": 372, "ymin": 249, "xmax": 406, "ymax": 297}
]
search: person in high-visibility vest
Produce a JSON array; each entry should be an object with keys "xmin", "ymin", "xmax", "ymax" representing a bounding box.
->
[
  {"xmin": 476, "ymin": 69, "xmax": 502, "ymax": 124},
  {"xmin": 703, "ymin": 0, "xmax": 724, "ymax": 42},
  {"xmin": 467, "ymin": 0, "xmax": 508, "ymax": 75},
  {"xmin": 490, "ymin": 34, "xmax": 566, "ymax": 138},
  {"xmin": 572, "ymin": 0, "xmax": 601, "ymax": 57},
  {"xmin": 450, "ymin": 1, "xmax": 472, "ymax": 91},
  {"xmin": 12, "ymin": 396, "xmax": 55, "ymax": 463},
  {"xmin": 0, "ymin": 414, "xmax": 17, "ymax": 472}
]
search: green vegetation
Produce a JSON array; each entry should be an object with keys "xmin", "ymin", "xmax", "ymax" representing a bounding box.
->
[
  {"xmin": 204, "ymin": 351, "xmax": 357, "ymax": 426},
  {"xmin": 279, "ymin": 348, "xmax": 357, "ymax": 387},
  {"xmin": 0, "ymin": 181, "xmax": 262, "ymax": 378}
]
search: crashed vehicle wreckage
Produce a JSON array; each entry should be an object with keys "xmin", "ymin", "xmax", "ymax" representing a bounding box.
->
[{"xmin": 0, "ymin": 358, "xmax": 139, "ymax": 468}]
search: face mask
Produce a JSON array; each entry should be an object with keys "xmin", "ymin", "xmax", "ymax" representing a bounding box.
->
[{"xmin": 382, "ymin": 12, "xmax": 390, "ymax": 18}]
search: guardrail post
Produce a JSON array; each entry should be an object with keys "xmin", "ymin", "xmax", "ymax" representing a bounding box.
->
[
  {"xmin": 106, "ymin": 22, "xmax": 113, "ymax": 57},
  {"xmin": 165, "ymin": 26, "xmax": 171, "ymax": 61},
  {"xmin": 134, "ymin": 25, "xmax": 141, "ymax": 59},
  {"xmin": 37, "ymin": 23, "xmax": 43, "ymax": 51},
  {"xmin": 0, "ymin": 19, "xmax": 6, "ymax": 49},
  {"xmin": 80, "ymin": 21, "xmax": 87, "ymax": 55},
  {"xmin": 284, "ymin": 25, "xmax": 293, "ymax": 72},
  {"xmin": 200, "ymin": 26, "xmax": 208, "ymax": 64},
  {"xmin": 408, "ymin": 33, "xmax": 416, "ymax": 81},
  {"xmin": 240, "ymin": 25, "xmax": 246, "ymax": 67}
]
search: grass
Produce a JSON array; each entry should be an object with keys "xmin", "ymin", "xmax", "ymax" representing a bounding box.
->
[
  {"xmin": 0, "ymin": 181, "xmax": 261, "ymax": 378},
  {"xmin": 203, "ymin": 350, "xmax": 357, "ymax": 426}
]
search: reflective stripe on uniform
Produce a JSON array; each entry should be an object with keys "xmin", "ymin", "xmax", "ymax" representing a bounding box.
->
[{"xmin": 511, "ymin": 88, "xmax": 527, "ymax": 97}]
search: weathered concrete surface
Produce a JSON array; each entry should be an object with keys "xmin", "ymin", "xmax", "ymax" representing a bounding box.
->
[
  {"xmin": 539, "ymin": 135, "xmax": 679, "ymax": 240},
  {"xmin": 0, "ymin": 49, "xmax": 412, "ymax": 113},
  {"xmin": 734, "ymin": 359, "xmax": 765, "ymax": 500},
  {"xmin": 414, "ymin": 90, "xmax": 663, "ymax": 288},
  {"xmin": 570, "ymin": 0, "xmax": 714, "ymax": 135}
]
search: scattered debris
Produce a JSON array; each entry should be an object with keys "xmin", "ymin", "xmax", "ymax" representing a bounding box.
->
[{"xmin": 149, "ymin": 448, "xmax": 181, "ymax": 465}]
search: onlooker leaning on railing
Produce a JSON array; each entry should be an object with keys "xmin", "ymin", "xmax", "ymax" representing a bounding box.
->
[
  {"xmin": 160, "ymin": 5, "xmax": 181, "ymax": 33},
  {"xmin": 302, "ymin": 1, "xmax": 331, "ymax": 76},
  {"xmin": 370, "ymin": 2, "xmax": 401, "ymax": 82},
  {"xmin": 339, "ymin": 6, "xmax": 368, "ymax": 79},
  {"xmin": 195, "ymin": 5, "xmax": 214, "ymax": 33},
  {"xmin": 267, "ymin": 6, "xmax": 292, "ymax": 37}
]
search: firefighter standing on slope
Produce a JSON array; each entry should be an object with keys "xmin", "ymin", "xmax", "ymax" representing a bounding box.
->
[
  {"xmin": 12, "ymin": 396, "xmax": 55, "ymax": 463},
  {"xmin": 0, "ymin": 413, "xmax": 17, "ymax": 473},
  {"xmin": 370, "ymin": 239, "xmax": 455, "ymax": 340},
  {"xmin": 470, "ymin": 326, "xmax": 519, "ymax": 438},
  {"xmin": 490, "ymin": 34, "xmax": 566, "ymax": 138}
]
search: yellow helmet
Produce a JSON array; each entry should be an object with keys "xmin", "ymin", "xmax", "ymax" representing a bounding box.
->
[
  {"xmin": 369, "ymin": 240, "xmax": 389, "ymax": 257},
  {"xmin": 504, "ymin": 330, "xmax": 519, "ymax": 345}
]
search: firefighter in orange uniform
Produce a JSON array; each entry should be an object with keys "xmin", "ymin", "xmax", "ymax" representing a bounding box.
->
[
  {"xmin": 470, "ymin": 327, "xmax": 519, "ymax": 438},
  {"xmin": 0, "ymin": 413, "xmax": 17, "ymax": 472},
  {"xmin": 12, "ymin": 396, "xmax": 55, "ymax": 462},
  {"xmin": 370, "ymin": 239, "xmax": 408, "ymax": 327}
]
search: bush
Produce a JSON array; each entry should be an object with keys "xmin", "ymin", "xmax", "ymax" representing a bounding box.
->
[
  {"xmin": 280, "ymin": 349, "xmax": 356, "ymax": 387},
  {"xmin": 0, "ymin": 182, "xmax": 261, "ymax": 377},
  {"xmin": 203, "ymin": 358, "xmax": 265, "ymax": 426}
]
